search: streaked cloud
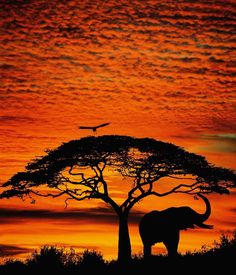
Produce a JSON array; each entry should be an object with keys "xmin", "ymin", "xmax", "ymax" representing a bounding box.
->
[
  {"xmin": 201, "ymin": 133, "xmax": 236, "ymax": 144},
  {"xmin": 0, "ymin": 207, "xmax": 144, "ymax": 225},
  {"xmin": 229, "ymin": 207, "xmax": 236, "ymax": 213},
  {"xmin": 0, "ymin": 116, "xmax": 35, "ymax": 123},
  {"xmin": 198, "ymin": 133, "xmax": 236, "ymax": 153},
  {"xmin": 0, "ymin": 244, "xmax": 31, "ymax": 257}
]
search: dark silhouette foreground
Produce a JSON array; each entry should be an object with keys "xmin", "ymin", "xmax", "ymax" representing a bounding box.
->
[
  {"xmin": 0, "ymin": 231, "xmax": 235, "ymax": 275},
  {"xmin": 1, "ymin": 135, "xmax": 236, "ymax": 263},
  {"xmin": 139, "ymin": 193, "xmax": 213, "ymax": 258}
]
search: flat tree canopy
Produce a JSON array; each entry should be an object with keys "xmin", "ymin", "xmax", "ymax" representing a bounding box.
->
[
  {"xmin": 1, "ymin": 135, "xmax": 235, "ymax": 200},
  {"xmin": 1, "ymin": 135, "xmax": 236, "ymax": 262}
]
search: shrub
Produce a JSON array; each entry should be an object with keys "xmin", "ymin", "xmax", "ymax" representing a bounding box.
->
[
  {"xmin": 27, "ymin": 245, "xmax": 64, "ymax": 272},
  {"xmin": 78, "ymin": 249, "xmax": 106, "ymax": 272}
]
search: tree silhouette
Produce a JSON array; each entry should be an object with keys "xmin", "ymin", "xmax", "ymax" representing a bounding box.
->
[{"xmin": 1, "ymin": 135, "xmax": 236, "ymax": 263}]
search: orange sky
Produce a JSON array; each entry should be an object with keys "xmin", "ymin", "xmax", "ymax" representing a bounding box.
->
[{"xmin": 0, "ymin": 0, "xmax": 236, "ymax": 261}]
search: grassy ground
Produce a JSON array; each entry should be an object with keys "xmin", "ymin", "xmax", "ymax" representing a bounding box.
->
[{"xmin": 0, "ymin": 231, "xmax": 235, "ymax": 274}]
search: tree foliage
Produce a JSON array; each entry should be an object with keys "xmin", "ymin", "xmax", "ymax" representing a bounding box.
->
[{"xmin": 1, "ymin": 135, "xmax": 235, "ymax": 208}]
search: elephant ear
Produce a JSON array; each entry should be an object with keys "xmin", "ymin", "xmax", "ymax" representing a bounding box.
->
[
  {"xmin": 176, "ymin": 207, "xmax": 197, "ymax": 230},
  {"xmin": 162, "ymin": 207, "xmax": 196, "ymax": 230}
]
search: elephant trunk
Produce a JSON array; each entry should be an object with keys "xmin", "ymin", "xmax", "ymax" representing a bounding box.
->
[{"xmin": 195, "ymin": 193, "xmax": 213, "ymax": 229}]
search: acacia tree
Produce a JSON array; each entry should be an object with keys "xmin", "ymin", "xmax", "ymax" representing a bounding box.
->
[{"xmin": 1, "ymin": 135, "xmax": 236, "ymax": 262}]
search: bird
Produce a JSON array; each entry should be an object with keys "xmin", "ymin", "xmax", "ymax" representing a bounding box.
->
[{"xmin": 79, "ymin": 122, "xmax": 110, "ymax": 133}]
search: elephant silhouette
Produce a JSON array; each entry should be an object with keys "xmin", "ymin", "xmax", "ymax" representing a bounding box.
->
[{"xmin": 139, "ymin": 193, "xmax": 213, "ymax": 258}]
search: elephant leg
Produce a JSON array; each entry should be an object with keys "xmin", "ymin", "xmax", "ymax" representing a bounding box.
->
[
  {"xmin": 143, "ymin": 243, "xmax": 151, "ymax": 258},
  {"xmin": 163, "ymin": 230, "xmax": 180, "ymax": 257}
]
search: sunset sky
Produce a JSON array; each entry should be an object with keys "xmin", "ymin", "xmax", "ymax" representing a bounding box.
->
[{"xmin": 0, "ymin": 0, "xmax": 236, "ymax": 261}]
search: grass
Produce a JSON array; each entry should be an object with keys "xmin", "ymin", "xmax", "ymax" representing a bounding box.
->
[{"xmin": 1, "ymin": 231, "xmax": 235, "ymax": 274}]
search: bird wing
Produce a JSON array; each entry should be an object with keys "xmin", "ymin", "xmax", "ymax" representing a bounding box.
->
[
  {"xmin": 79, "ymin": 126, "xmax": 94, "ymax": 129},
  {"xmin": 95, "ymin": 122, "xmax": 110, "ymax": 129}
]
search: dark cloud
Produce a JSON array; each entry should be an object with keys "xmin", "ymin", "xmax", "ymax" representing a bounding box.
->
[
  {"xmin": 180, "ymin": 57, "xmax": 200, "ymax": 63},
  {"xmin": 171, "ymin": 132, "xmax": 236, "ymax": 155},
  {"xmin": 221, "ymin": 220, "xmax": 236, "ymax": 227},
  {"xmin": 0, "ymin": 243, "xmax": 100, "ymax": 258},
  {"xmin": 184, "ymin": 133, "xmax": 236, "ymax": 153},
  {"xmin": 201, "ymin": 133, "xmax": 236, "ymax": 144},
  {"xmin": 0, "ymin": 244, "xmax": 31, "ymax": 257},
  {"xmin": 213, "ymin": 219, "xmax": 236, "ymax": 228},
  {"xmin": 164, "ymin": 91, "xmax": 188, "ymax": 98},
  {"xmin": 0, "ymin": 116, "xmax": 34, "ymax": 123},
  {"xmin": 0, "ymin": 207, "xmax": 144, "ymax": 225},
  {"xmin": 0, "ymin": 64, "xmax": 16, "ymax": 70},
  {"xmin": 208, "ymin": 56, "xmax": 225, "ymax": 63},
  {"xmin": 229, "ymin": 208, "xmax": 236, "ymax": 213}
]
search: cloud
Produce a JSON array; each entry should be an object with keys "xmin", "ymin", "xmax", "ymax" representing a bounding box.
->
[
  {"xmin": 0, "ymin": 207, "xmax": 144, "ymax": 225},
  {"xmin": 0, "ymin": 244, "xmax": 31, "ymax": 257},
  {"xmin": 199, "ymin": 133, "xmax": 236, "ymax": 153},
  {"xmin": 201, "ymin": 133, "xmax": 236, "ymax": 142},
  {"xmin": 229, "ymin": 208, "xmax": 236, "ymax": 213},
  {"xmin": 173, "ymin": 132, "xmax": 236, "ymax": 145},
  {"xmin": 0, "ymin": 64, "xmax": 16, "ymax": 70},
  {"xmin": 0, "ymin": 116, "xmax": 34, "ymax": 123}
]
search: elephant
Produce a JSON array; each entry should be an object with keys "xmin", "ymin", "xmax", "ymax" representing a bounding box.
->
[{"xmin": 139, "ymin": 193, "xmax": 213, "ymax": 258}]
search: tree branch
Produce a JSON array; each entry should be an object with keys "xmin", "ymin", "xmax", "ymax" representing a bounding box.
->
[
  {"xmin": 90, "ymin": 166, "xmax": 99, "ymax": 177},
  {"xmin": 125, "ymin": 180, "xmax": 202, "ymax": 211},
  {"xmin": 94, "ymin": 163, "xmax": 109, "ymax": 195},
  {"xmin": 166, "ymin": 175, "xmax": 196, "ymax": 180},
  {"xmin": 64, "ymin": 197, "xmax": 74, "ymax": 208},
  {"xmin": 69, "ymin": 165, "xmax": 85, "ymax": 176},
  {"xmin": 30, "ymin": 189, "xmax": 67, "ymax": 198}
]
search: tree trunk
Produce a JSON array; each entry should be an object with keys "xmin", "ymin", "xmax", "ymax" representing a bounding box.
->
[{"xmin": 118, "ymin": 213, "xmax": 132, "ymax": 264}]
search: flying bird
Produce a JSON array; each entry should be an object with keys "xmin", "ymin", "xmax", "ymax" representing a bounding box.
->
[{"xmin": 79, "ymin": 122, "xmax": 110, "ymax": 133}]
